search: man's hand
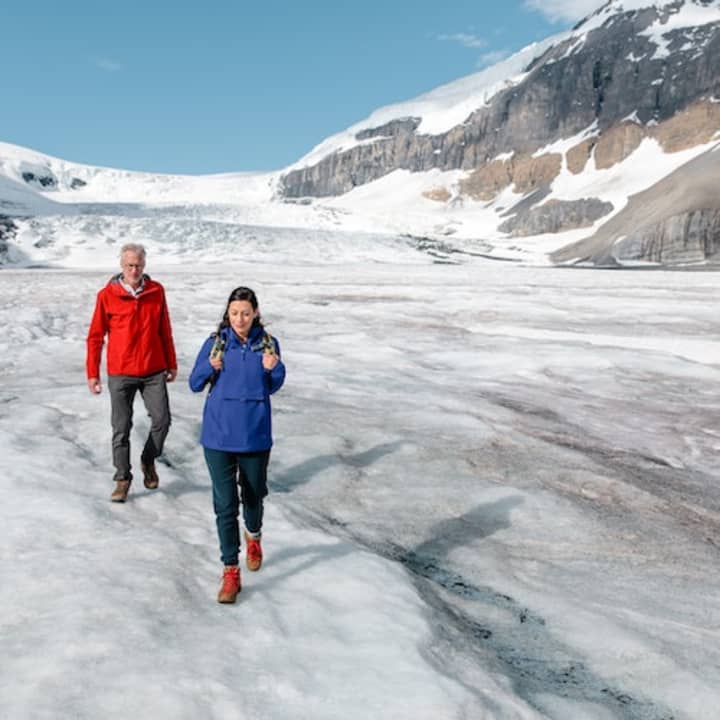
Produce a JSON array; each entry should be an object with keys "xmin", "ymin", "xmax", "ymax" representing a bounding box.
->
[
  {"xmin": 166, "ymin": 368, "xmax": 178, "ymax": 383},
  {"xmin": 88, "ymin": 378, "xmax": 102, "ymax": 394}
]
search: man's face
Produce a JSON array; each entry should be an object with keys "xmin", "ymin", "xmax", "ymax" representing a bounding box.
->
[{"xmin": 120, "ymin": 251, "xmax": 145, "ymax": 289}]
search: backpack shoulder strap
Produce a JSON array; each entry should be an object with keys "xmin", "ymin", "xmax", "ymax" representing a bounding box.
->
[{"xmin": 261, "ymin": 331, "xmax": 278, "ymax": 358}]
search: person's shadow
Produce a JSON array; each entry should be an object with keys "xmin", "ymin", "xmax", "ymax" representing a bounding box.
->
[
  {"xmin": 398, "ymin": 495, "xmax": 549, "ymax": 634},
  {"xmin": 270, "ymin": 440, "xmax": 405, "ymax": 493},
  {"xmin": 411, "ymin": 495, "xmax": 524, "ymax": 563}
]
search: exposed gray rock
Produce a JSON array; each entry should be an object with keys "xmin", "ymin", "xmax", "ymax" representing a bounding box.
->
[
  {"xmin": 0, "ymin": 215, "xmax": 18, "ymax": 264},
  {"xmin": 612, "ymin": 209, "xmax": 720, "ymax": 264},
  {"xmin": 498, "ymin": 188, "xmax": 551, "ymax": 218},
  {"xmin": 499, "ymin": 198, "xmax": 613, "ymax": 236},
  {"xmin": 22, "ymin": 171, "xmax": 57, "ymax": 189},
  {"xmin": 280, "ymin": 3, "xmax": 720, "ymax": 198},
  {"xmin": 70, "ymin": 178, "xmax": 87, "ymax": 189},
  {"xmin": 356, "ymin": 118, "xmax": 421, "ymax": 141}
]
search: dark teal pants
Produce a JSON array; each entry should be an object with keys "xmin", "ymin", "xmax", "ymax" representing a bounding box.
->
[{"xmin": 204, "ymin": 448, "xmax": 270, "ymax": 566}]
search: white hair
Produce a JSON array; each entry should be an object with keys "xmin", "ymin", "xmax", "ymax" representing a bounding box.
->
[{"xmin": 120, "ymin": 243, "xmax": 146, "ymax": 260}]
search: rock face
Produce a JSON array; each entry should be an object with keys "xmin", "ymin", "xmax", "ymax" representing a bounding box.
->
[
  {"xmin": 22, "ymin": 171, "xmax": 57, "ymax": 189},
  {"xmin": 459, "ymin": 153, "xmax": 564, "ymax": 201},
  {"xmin": 0, "ymin": 215, "xmax": 18, "ymax": 263},
  {"xmin": 564, "ymin": 102, "xmax": 720, "ymax": 173},
  {"xmin": 19, "ymin": 163, "xmax": 88, "ymax": 192},
  {"xmin": 613, "ymin": 209, "xmax": 720, "ymax": 264},
  {"xmin": 499, "ymin": 198, "xmax": 614, "ymax": 237},
  {"xmin": 280, "ymin": 1, "xmax": 720, "ymax": 200}
]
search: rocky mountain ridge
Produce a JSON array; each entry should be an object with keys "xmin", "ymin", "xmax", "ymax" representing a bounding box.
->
[{"xmin": 280, "ymin": 0, "xmax": 720, "ymax": 266}]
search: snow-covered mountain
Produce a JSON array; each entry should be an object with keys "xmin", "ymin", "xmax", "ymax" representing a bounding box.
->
[
  {"xmin": 281, "ymin": 0, "xmax": 720, "ymax": 266},
  {"xmin": 1, "ymin": 0, "xmax": 719, "ymax": 268}
]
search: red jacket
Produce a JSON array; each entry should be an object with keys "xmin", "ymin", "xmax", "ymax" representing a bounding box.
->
[{"xmin": 86, "ymin": 275, "xmax": 177, "ymax": 378}]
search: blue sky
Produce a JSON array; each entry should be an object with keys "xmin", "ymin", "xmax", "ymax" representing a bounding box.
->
[{"xmin": 2, "ymin": 0, "xmax": 601, "ymax": 174}]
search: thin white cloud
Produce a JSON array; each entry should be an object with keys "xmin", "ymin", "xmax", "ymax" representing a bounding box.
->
[
  {"xmin": 94, "ymin": 58, "xmax": 123, "ymax": 72},
  {"xmin": 437, "ymin": 32, "xmax": 487, "ymax": 49},
  {"xmin": 523, "ymin": 0, "xmax": 605, "ymax": 23}
]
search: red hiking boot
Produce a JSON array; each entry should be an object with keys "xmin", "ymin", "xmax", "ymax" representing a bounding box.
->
[
  {"xmin": 217, "ymin": 566, "xmax": 241, "ymax": 604},
  {"xmin": 244, "ymin": 532, "xmax": 263, "ymax": 571}
]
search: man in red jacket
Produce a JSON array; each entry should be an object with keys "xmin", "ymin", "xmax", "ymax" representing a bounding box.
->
[{"xmin": 86, "ymin": 243, "xmax": 178, "ymax": 502}]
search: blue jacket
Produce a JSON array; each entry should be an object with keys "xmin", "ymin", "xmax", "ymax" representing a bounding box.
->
[{"xmin": 189, "ymin": 325, "xmax": 285, "ymax": 452}]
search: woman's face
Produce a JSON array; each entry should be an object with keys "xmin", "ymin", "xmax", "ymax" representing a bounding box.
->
[{"xmin": 228, "ymin": 299, "xmax": 258, "ymax": 339}]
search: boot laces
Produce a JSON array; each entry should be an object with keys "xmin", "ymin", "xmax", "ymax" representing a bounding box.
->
[
  {"xmin": 246, "ymin": 537, "xmax": 262, "ymax": 564},
  {"xmin": 221, "ymin": 566, "xmax": 240, "ymax": 592}
]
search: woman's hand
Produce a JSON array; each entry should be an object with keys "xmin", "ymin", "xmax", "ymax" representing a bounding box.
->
[
  {"xmin": 210, "ymin": 356, "xmax": 223, "ymax": 371},
  {"xmin": 262, "ymin": 353, "xmax": 279, "ymax": 371}
]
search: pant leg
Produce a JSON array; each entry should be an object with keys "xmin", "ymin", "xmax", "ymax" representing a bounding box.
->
[
  {"xmin": 138, "ymin": 371, "xmax": 171, "ymax": 466},
  {"xmin": 108, "ymin": 375, "xmax": 140, "ymax": 481},
  {"xmin": 236, "ymin": 450, "xmax": 270, "ymax": 536},
  {"xmin": 204, "ymin": 448, "xmax": 241, "ymax": 566}
]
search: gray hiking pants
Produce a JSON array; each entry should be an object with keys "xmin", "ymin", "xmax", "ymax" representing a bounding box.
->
[{"xmin": 108, "ymin": 371, "xmax": 171, "ymax": 481}]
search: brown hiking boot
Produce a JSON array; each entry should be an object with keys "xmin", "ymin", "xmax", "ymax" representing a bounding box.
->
[
  {"xmin": 111, "ymin": 480, "xmax": 131, "ymax": 503},
  {"xmin": 217, "ymin": 566, "xmax": 241, "ymax": 603},
  {"xmin": 244, "ymin": 531, "xmax": 263, "ymax": 571},
  {"xmin": 142, "ymin": 462, "xmax": 159, "ymax": 490}
]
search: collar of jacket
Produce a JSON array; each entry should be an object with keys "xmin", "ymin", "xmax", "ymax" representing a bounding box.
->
[
  {"xmin": 107, "ymin": 273, "xmax": 158, "ymax": 296},
  {"xmin": 223, "ymin": 324, "xmax": 264, "ymax": 348}
]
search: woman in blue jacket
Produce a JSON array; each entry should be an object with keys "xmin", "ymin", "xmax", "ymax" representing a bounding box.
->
[{"xmin": 189, "ymin": 286, "xmax": 286, "ymax": 603}]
